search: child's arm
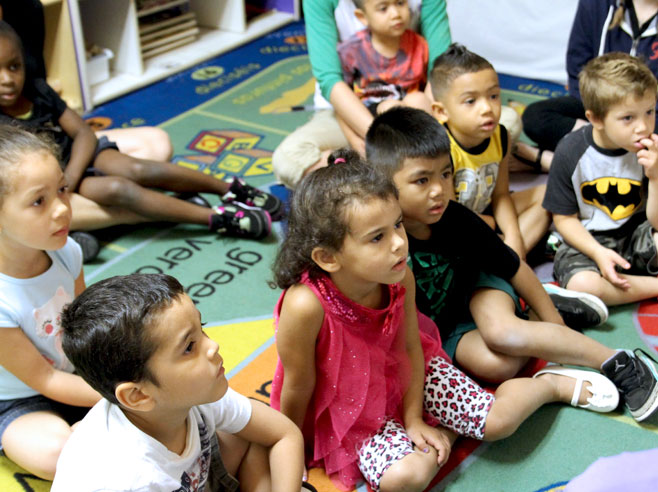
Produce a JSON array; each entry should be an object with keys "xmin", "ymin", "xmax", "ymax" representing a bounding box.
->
[
  {"xmin": 637, "ymin": 134, "xmax": 658, "ymax": 229},
  {"xmin": 509, "ymin": 260, "xmax": 564, "ymax": 325},
  {"xmin": 58, "ymin": 108, "xmax": 99, "ymax": 192},
  {"xmin": 492, "ymin": 138, "xmax": 524, "ymax": 258},
  {"xmin": 0, "ymin": 327, "xmax": 101, "ymax": 407},
  {"xmin": 74, "ymin": 269, "xmax": 86, "ymax": 297},
  {"xmin": 401, "ymin": 267, "xmax": 455, "ymax": 466},
  {"xmin": 553, "ymin": 213, "xmax": 631, "ymax": 290},
  {"xmin": 235, "ymin": 399, "xmax": 305, "ymax": 492},
  {"xmin": 276, "ymin": 284, "xmax": 323, "ymax": 431}
]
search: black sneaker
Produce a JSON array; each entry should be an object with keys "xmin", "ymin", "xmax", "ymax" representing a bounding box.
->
[
  {"xmin": 222, "ymin": 177, "xmax": 283, "ymax": 220},
  {"xmin": 174, "ymin": 192, "xmax": 212, "ymax": 208},
  {"xmin": 301, "ymin": 482, "xmax": 318, "ymax": 492},
  {"xmin": 601, "ymin": 349, "xmax": 658, "ymax": 422},
  {"xmin": 210, "ymin": 203, "xmax": 271, "ymax": 240},
  {"xmin": 543, "ymin": 283, "xmax": 608, "ymax": 330},
  {"xmin": 69, "ymin": 231, "xmax": 101, "ymax": 263}
]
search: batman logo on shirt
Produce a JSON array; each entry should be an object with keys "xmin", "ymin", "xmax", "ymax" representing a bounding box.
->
[{"xmin": 580, "ymin": 177, "xmax": 642, "ymax": 221}]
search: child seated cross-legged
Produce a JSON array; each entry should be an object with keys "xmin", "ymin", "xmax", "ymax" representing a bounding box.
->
[
  {"xmin": 54, "ymin": 273, "xmax": 310, "ymax": 492},
  {"xmin": 0, "ymin": 21, "xmax": 281, "ymax": 241},
  {"xmin": 337, "ymin": 0, "xmax": 432, "ymax": 125},
  {"xmin": 429, "ymin": 43, "xmax": 549, "ymax": 262},
  {"xmin": 269, "ymin": 149, "xmax": 620, "ymax": 492},
  {"xmin": 335, "ymin": 0, "xmax": 435, "ymax": 152},
  {"xmin": 365, "ymin": 106, "xmax": 658, "ymax": 423},
  {"xmin": 0, "ymin": 125, "xmax": 100, "ymax": 480},
  {"xmin": 544, "ymin": 53, "xmax": 658, "ymax": 310}
]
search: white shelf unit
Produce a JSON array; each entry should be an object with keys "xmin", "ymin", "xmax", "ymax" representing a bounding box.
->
[{"xmin": 74, "ymin": 0, "xmax": 299, "ymax": 110}]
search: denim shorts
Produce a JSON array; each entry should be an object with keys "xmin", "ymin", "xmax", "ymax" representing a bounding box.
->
[{"xmin": 0, "ymin": 395, "xmax": 89, "ymax": 450}]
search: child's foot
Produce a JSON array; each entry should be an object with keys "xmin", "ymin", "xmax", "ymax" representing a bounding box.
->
[
  {"xmin": 222, "ymin": 177, "xmax": 283, "ymax": 220},
  {"xmin": 301, "ymin": 482, "xmax": 318, "ymax": 492},
  {"xmin": 209, "ymin": 203, "xmax": 271, "ymax": 240},
  {"xmin": 542, "ymin": 283, "xmax": 608, "ymax": 330},
  {"xmin": 534, "ymin": 364, "xmax": 619, "ymax": 412},
  {"xmin": 175, "ymin": 192, "xmax": 212, "ymax": 208},
  {"xmin": 602, "ymin": 349, "xmax": 658, "ymax": 422}
]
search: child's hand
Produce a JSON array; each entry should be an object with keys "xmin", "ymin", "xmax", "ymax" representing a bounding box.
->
[
  {"xmin": 406, "ymin": 420, "xmax": 453, "ymax": 467},
  {"xmin": 637, "ymin": 134, "xmax": 658, "ymax": 180},
  {"xmin": 593, "ymin": 246, "xmax": 631, "ymax": 290}
]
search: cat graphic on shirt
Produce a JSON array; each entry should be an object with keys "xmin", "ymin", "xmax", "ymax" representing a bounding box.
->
[{"xmin": 33, "ymin": 286, "xmax": 73, "ymax": 370}]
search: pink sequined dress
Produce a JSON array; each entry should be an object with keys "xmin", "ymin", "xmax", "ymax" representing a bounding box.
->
[{"xmin": 270, "ymin": 272, "xmax": 448, "ymax": 490}]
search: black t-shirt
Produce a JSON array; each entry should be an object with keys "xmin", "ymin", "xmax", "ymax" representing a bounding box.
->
[
  {"xmin": 408, "ymin": 200, "xmax": 521, "ymax": 341},
  {"xmin": 0, "ymin": 78, "xmax": 71, "ymax": 164}
]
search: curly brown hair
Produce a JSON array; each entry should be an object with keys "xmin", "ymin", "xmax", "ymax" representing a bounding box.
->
[{"xmin": 272, "ymin": 148, "xmax": 398, "ymax": 289}]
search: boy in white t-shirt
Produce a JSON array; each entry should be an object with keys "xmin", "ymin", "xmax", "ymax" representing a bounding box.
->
[{"xmin": 53, "ymin": 273, "xmax": 307, "ymax": 492}]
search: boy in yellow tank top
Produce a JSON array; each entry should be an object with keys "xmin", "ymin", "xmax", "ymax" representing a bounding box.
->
[{"xmin": 429, "ymin": 43, "xmax": 549, "ymax": 261}]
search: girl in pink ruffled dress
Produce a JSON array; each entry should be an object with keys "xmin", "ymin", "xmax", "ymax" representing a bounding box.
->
[{"xmin": 269, "ymin": 149, "xmax": 618, "ymax": 492}]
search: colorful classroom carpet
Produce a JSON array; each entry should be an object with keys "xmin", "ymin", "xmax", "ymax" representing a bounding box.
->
[{"xmin": 2, "ymin": 21, "xmax": 658, "ymax": 492}]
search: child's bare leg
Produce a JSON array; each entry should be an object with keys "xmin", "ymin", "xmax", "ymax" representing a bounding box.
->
[
  {"xmin": 96, "ymin": 127, "xmax": 174, "ymax": 161},
  {"xmin": 567, "ymin": 270, "xmax": 658, "ymax": 306},
  {"xmin": 1, "ymin": 411, "xmax": 73, "ymax": 480},
  {"xmin": 483, "ymin": 374, "xmax": 592, "ymax": 440},
  {"xmin": 78, "ymin": 176, "xmax": 211, "ymax": 225},
  {"xmin": 469, "ymin": 289, "xmax": 616, "ymax": 369},
  {"xmin": 69, "ymin": 192, "xmax": 149, "ymax": 231},
  {"xmin": 218, "ymin": 431, "xmax": 272, "ymax": 492},
  {"xmin": 401, "ymin": 91, "xmax": 433, "ymax": 113},
  {"xmin": 379, "ymin": 448, "xmax": 440, "ymax": 492},
  {"xmin": 455, "ymin": 329, "xmax": 528, "ymax": 383},
  {"xmin": 92, "ymin": 149, "xmax": 231, "ymax": 195},
  {"xmin": 511, "ymin": 184, "xmax": 551, "ymax": 252}
]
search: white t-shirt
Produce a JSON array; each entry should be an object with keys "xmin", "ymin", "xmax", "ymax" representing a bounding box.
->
[
  {"xmin": 52, "ymin": 388, "xmax": 252, "ymax": 492},
  {"xmin": 0, "ymin": 238, "xmax": 82, "ymax": 399}
]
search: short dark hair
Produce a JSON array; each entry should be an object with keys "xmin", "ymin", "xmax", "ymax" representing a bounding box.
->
[
  {"xmin": 430, "ymin": 43, "xmax": 494, "ymax": 101},
  {"xmin": 272, "ymin": 148, "xmax": 398, "ymax": 289},
  {"xmin": 365, "ymin": 106, "xmax": 451, "ymax": 179},
  {"xmin": 61, "ymin": 274, "xmax": 185, "ymax": 404},
  {"xmin": 0, "ymin": 20, "xmax": 24, "ymax": 60}
]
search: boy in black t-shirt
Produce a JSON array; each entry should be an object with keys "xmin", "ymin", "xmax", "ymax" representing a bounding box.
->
[
  {"xmin": 366, "ymin": 106, "xmax": 658, "ymax": 422},
  {"xmin": 544, "ymin": 53, "xmax": 658, "ymax": 308}
]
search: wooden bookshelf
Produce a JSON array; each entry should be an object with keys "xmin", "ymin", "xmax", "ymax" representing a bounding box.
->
[{"xmin": 41, "ymin": 0, "xmax": 83, "ymax": 111}]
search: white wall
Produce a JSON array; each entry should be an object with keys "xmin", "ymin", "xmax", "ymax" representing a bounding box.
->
[{"xmin": 447, "ymin": 0, "xmax": 579, "ymax": 85}]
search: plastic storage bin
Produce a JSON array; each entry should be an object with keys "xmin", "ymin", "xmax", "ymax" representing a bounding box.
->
[{"xmin": 86, "ymin": 48, "xmax": 114, "ymax": 86}]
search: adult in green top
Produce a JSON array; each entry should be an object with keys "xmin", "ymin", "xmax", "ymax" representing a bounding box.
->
[{"xmin": 272, "ymin": 0, "xmax": 451, "ymax": 188}]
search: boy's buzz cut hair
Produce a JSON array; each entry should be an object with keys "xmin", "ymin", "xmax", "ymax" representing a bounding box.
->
[
  {"xmin": 579, "ymin": 52, "xmax": 658, "ymax": 119},
  {"xmin": 430, "ymin": 42, "xmax": 494, "ymax": 101},
  {"xmin": 365, "ymin": 106, "xmax": 451, "ymax": 179},
  {"xmin": 353, "ymin": 0, "xmax": 365, "ymax": 9},
  {"xmin": 61, "ymin": 274, "xmax": 185, "ymax": 405}
]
